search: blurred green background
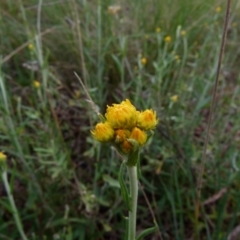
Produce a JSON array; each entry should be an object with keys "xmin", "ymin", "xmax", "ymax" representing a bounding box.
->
[{"xmin": 1, "ymin": 0, "xmax": 240, "ymax": 239}]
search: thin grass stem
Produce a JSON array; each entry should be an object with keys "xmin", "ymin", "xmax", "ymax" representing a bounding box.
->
[
  {"xmin": 1, "ymin": 169, "xmax": 28, "ymax": 240},
  {"xmin": 195, "ymin": 0, "xmax": 231, "ymax": 227}
]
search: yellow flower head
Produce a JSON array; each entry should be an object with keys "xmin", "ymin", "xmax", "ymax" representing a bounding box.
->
[
  {"xmin": 115, "ymin": 129, "xmax": 130, "ymax": 143},
  {"xmin": 105, "ymin": 99, "xmax": 137, "ymax": 129},
  {"xmin": 33, "ymin": 80, "xmax": 40, "ymax": 88},
  {"xmin": 144, "ymin": 34, "xmax": 149, "ymax": 39},
  {"xmin": 156, "ymin": 27, "xmax": 161, "ymax": 33},
  {"xmin": 137, "ymin": 109, "xmax": 158, "ymax": 130},
  {"xmin": 164, "ymin": 36, "xmax": 172, "ymax": 43},
  {"xmin": 91, "ymin": 122, "xmax": 114, "ymax": 142},
  {"xmin": 0, "ymin": 152, "xmax": 7, "ymax": 162},
  {"xmin": 215, "ymin": 6, "xmax": 221, "ymax": 13},
  {"xmin": 170, "ymin": 95, "xmax": 178, "ymax": 103},
  {"xmin": 141, "ymin": 58, "xmax": 147, "ymax": 65},
  {"xmin": 129, "ymin": 127, "xmax": 147, "ymax": 145}
]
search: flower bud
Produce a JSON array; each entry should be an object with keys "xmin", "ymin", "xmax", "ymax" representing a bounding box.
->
[
  {"xmin": 129, "ymin": 127, "xmax": 147, "ymax": 145},
  {"xmin": 137, "ymin": 109, "xmax": 158, "ymax": 130},
  {"xmin": 91, "ymin": 122, "xmax": 114, "ymax": 142}
]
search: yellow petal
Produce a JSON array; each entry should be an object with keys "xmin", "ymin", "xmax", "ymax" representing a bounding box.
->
[
  {"xmin": 105, "ymin": 99, "xmax": 137, "ymax": 129},
  {"xmin": 129, "ymin": 127, "xmax": 147, "ymax": 145}
]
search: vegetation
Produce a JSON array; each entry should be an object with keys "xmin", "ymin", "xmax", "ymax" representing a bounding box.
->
[{"xmin": 0, "ymin": 0, "xmax": 240, "ymax": 239}]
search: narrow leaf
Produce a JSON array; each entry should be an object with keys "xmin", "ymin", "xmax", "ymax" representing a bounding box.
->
[
  {"xmin": 118, "ymin": 161, "xmax": 131, "ymax": 211},
  {"xmin": 136, "ymin": 226, "xmax": 157, "ymax": 240}
]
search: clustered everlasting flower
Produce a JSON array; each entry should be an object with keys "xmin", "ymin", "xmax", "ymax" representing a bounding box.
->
[{"xmin": 91, "ymin": 99, "xmax": 158, "ymax": 154}]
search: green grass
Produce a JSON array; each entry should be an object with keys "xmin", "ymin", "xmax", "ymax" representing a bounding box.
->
[{"xmin": 1, "ymin": 0, "xmax": 240, "ymax": 239}]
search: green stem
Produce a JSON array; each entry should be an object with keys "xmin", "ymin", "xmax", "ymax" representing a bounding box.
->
[
  {"xmin": 127, "ymin": 165, "xmax": 138, "ymax": 240},
  {"xmin": 1, "ymin": 170, "xmax": 29, "ymax": 240}
]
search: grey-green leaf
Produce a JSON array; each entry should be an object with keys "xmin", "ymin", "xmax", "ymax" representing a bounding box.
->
[
  {"xmin": 136, "ymin": 226, "xmax": 157, "ymax": 240},
  {"xmin": 118, "ymin": 161, "xmax": 131, "ymax": 211}
]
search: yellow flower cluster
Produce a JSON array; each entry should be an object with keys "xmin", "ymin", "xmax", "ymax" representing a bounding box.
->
[{"xmin": 91, "ymin": 99, "xmax": 158, "ymax": 154}]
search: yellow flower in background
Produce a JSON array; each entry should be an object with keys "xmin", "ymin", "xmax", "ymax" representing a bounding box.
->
[
  {"xmin": 181, "ymin": 30, "xmax": 186, "ymax": 36},
  {"xmin": 108, "ymin": 5, "xmax": 121, "ymax": 15},
  {"xmin": 170, "ymin": 95, "xmax": 179, "ymax": 103},
  {"xmin": 144, "ymin": 35, "xmax": 149, "ymax": 39},
  {"xmin": 33, "ymin": 80, "xmax": 40, "ymax": 88},
  {"xmin": 115, "ymin": 129, "xmax": 130, "ymax": 143},
  {"xmin": 129, "ymin": 127, "xmax": 147, "ymax": 145},
  {"xmin": 174, "ymin": 55, "xmax": 180, "ymax": 60},
  {"xmin": 91, "ymin": 122, "xmax": 114, "ymax": 142},
  {"xmin": 164, "ymin": 36, "xmax": 172, "ymax": 43},
  {"xmin": 0, "ymin": 152, "xmax": 7, "ymax": 162},
  {"xmin": 141, "ymin": 58, "xmax": 147, "ymax": 65},
  {"xmin": 28, "ymin": 43, "xmax": 34, "ymax": 50},
  {"xmin": 105, "ymin": 99, "xmax": 137, "ymax": 129},
  {"xmin": 137, "ymin": 109, "xmax": 158, "ymax": 130},
  {"xmin": 174, "ymin": 55, "xmax": 180, "ymax": 63},
  {"xmin": 215, "ymin": 6, "xmax": 221, "ymax": 13},
  {"xmin": 156, "ymin": 27, "xmax": 161, "ymax": 33},
  {"xmin": 232, "ymin": 22, "xmax": 237, "ymax": 27},
  {"xmin": 74, "ymin": 90, "xmax": 81, "ymax": 99}
]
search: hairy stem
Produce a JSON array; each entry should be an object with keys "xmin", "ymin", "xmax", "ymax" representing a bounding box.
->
[{"xmin": 127, "ymin": 166, "xmax": 138, "ymax": 240}]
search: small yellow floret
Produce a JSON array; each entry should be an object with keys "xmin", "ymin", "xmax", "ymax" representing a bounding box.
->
[
  {"xmin": 105, "ymin": 99, "xmax": 137, "ymax": 129},
  {"xmin": 91, "ymin": 122, "xmax": 114, "ymax": 142},
  {"xmin": 141, "ymin": 58, "xmax": 147, "ymax": 65},
  {"xmin": 181, "ymin": 30, "xmax": 186, "ymax": 36},
  {"xmin": 170, "ymin": 95, "xmax": 178, "ymax": 102},
  {"xmin": 33, "ymin": 80, "xmax": 40, "ymax": 88},
  {"xmin": 156, "ymin": 27, "xmax": 161, "ymax": 33},
  {"xmin": 28, "ymin": 43, "xmax": 34, "ymax": 50},
  {"xmin": 0, "ymin": 152, "xmax": 7, "ymax": 162},
  {"xmin": 129, "ymin": 127, "xmax": 147, "ymax": 145},
  {"xmin": 164, "ymin": 36, "xmax": 172, "ymax": 43},
  {"xmin": 174, "ymin": 55, "xmax": 180, "ymax": 61},
  {"xmin": 215, "ymin": 6, "xmax": 221, "ymax": 13},
  {"xmin": 115, "ymin": 129, "xmax": 130, "ymax": 143},
  {"xmin": 137, "ymin": 109, "xmax": 158, "ymax": 130},
  {"xmin": 121, "ymin": 140, "xmax": 132, "ymax": 153}
]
